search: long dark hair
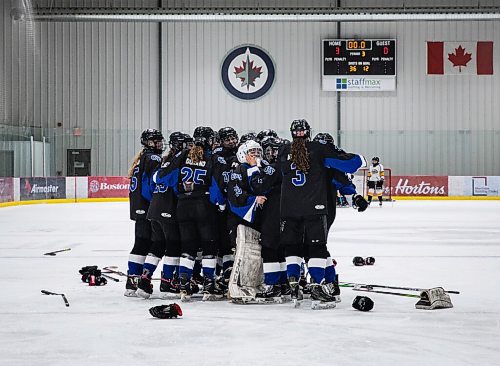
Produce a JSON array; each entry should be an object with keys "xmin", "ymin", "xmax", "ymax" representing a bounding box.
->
[
  {"xmin": 290, "ymin": 138, "xmax": 310, "ymax": 174},
  {"xmin": 187, "ymin": 145, "xmax": 204, "ymax": 164}
]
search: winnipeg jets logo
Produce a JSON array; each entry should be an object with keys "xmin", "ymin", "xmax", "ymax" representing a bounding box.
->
[{"xmin": 221, "ymin": 45, "xmax": 275, "ymax": 101}]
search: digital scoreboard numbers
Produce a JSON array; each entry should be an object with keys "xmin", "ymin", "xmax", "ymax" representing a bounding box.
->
[{"xmin": 322, "ymin": 39, "xmax": 396, "ymax": 91}]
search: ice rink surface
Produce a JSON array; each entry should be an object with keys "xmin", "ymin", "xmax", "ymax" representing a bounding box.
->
[{"xmin": 1, "ymin": 200, "xmax": 499, "ymax": 366}]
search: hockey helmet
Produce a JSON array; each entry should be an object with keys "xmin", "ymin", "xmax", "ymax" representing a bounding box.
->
[
  {"xmin": 239, "ymin": 132, "xmax": 258, "ymax": 145},
  {"xmin": 168, "ymin": 132, "xmax": 188, "ymax": 152},
  {"xmin": 260, "ymin": 136, "xmax": 282, "ymax": 163},
  {"xmin": 257, "ymin": 129, "xmax": 278, "ymax": 142},
  {"xmin": 141, "ymin": 128, "xmax": 165, "ymax": 153},
  {"xmin": 352, "ymin": 296, "xmax": 374, "ymax": 312},
  {"xmin": 237, "ymin": 140, "xmax": 263, "ymax": 164},
  {"xmin": 193, "ymin": 126, "xmax": 215, "ymax": 149},
  {"xmin": 313, "ymin": 132, "xmax": 334, "ymax": 145},
  {"xmin": 372, "ymin": 157, "xmax": 380, "ymax": 165},
  {"xmin": 290, "ymin": 119, "xmax": 311, "ymax": 139}
]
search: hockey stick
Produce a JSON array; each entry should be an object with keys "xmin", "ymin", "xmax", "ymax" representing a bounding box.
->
[
  {"xmin": 103, "ymin": 267, "xmax": 161, "ymax": 280},
  {"xmin": 352, "ymin": 287, "xmax": 421, "ymax": 298},
  {"xmin": 41, "ymin": 290, "xmax": 70, "ymax": 306},
  {"xmin": 43, "ymin": 248, "xmax": 71, "ymax": 256},
  {"xmin": 101, "ymin": 273, "xmax": 120, "ymax": 282},
  {"xmin": 341, "ymin": 282, "xmax": 460, "ymax": 295}
]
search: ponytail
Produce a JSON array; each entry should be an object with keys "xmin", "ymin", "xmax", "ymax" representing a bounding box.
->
[
  {"xmin": 187, "ymin": 145, "xmax": 204, "ymax": 164},
  {"xmin": 127, "ymin": 149, "xmax": 144, "ymax": 179},
  {"xmin": 290, "ymin": 138, "xmax": 310, "ymax": 174}
]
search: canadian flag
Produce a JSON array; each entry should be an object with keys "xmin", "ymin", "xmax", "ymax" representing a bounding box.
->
[{"xmin": 427, "ymin": 41, "xmax": 493, "ymax": 75}]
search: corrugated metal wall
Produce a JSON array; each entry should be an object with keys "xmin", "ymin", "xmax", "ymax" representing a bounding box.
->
[
  {"xmin": 1, "ymin": 1, "xmax": 160, "ymax": 176},
  {"xmin": 2, "ymin": 0, "xmax": 500, "ymax": 176}
]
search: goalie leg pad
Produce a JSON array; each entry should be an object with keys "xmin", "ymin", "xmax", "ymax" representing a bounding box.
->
[
  {"xmin": 228, "ymin": 225, "xmax": 263, "ymax": 301},
  {"xmin": 415, "ymin": 287, "xmax": 453, "ymax": 310}
]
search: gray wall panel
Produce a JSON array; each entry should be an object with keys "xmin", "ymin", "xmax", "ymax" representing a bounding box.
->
[{"xmin": 162, "ymin": 21, "xmax": 339, "ymax": 137}]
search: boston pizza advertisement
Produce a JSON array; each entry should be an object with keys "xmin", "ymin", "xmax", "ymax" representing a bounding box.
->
[{"xmin": 88, "ymin": 176, "xmax": 129, "ymax": 198}]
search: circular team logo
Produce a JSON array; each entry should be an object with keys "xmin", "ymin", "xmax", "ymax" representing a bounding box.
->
[
  {"xmin": 221, "ymin": 45, "xmax": 275, "ymax": 101},
  {"xmin": 89, "ymin": 180, "xmax": 100, "ymax": 193}
]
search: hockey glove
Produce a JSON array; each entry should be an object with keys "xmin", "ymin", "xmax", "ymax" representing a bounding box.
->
[
  {"xmin": 149, "ymin": 303, "xmax": 183, "ymax": 319},
  {"xmin": 353, "ymin": 256, "xmax": 365, "ymax": 266},
  {"xmin": 365, "ymin": 257, "xmax": 375, "ymax": 265},
  {"xmin": 352, "ymin": 194, "xmax": 369, "ymax": 212}
]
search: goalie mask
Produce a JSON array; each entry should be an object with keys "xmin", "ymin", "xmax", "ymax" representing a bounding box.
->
[
  {"xmin": 261, "ymin": 136, "xmax": 282, "ymax": 163},
  {"xmin": 141, "ymin": 128, "xmax": 165, "ymax": 153},
  {"xmin": 290, "ymin": 119, "xmax": 311, "ymax": 139},
  {"xmin": 237, "ymin": 140, "xmax": 263, "ymax": 164},
  {"xmin": 372, "ymin": 157, "xmax": 380, "ymax": 166}
]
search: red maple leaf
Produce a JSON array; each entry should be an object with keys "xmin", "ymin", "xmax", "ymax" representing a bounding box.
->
[{"xmin": 448, "ymin": 45, "xmax": 472, "ymax": 72}]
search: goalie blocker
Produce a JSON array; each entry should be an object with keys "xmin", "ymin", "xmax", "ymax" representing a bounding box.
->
[{"xmin": 415, "ymin": 287, "xmax": 453, "ymax": 310}]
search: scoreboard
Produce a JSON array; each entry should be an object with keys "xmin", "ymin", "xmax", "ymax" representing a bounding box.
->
[{"xmin": 322, "ymin": 39, "xmax": 396, "ymax": 91}]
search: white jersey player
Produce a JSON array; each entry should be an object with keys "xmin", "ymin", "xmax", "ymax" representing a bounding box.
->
[{"xmin": 367, "ymin": 157, "xmax": 384, "ymax": 206}]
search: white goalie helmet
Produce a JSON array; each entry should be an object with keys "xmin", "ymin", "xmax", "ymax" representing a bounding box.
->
[{"xmin": 237, "ymin": 140, "xmax": 263, "ymax": 164}]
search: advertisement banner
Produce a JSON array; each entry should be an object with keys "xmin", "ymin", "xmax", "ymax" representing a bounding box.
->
[
  {"xmin": 88, "ymin": 176, "xmax": 129, "ymax": 198},
  {"xmin": 391, "ymin": 176, "xmax": 448, "ymax": 196},
  {"xmin": 0, "ymin": 178, "xmax": 14, "ymax": 203},
  {"xmin": 20, "ymin": 177, "xmax": 66, "ymax": 200},
  {"xmin": 470, "ymin": 176, "xmax": 500, "ymax": 196}
]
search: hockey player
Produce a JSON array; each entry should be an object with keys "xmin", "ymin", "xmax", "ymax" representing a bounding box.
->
[
  {"xmin": 239, "ymin": 132, "xmax": 257, "ymax": 145},
  {"xmin": 125, "ymin": 129, "xmax": 164, "ymax": 296},
  {"xmin": 136, "ymin": 132, "xmax": 189, "ymax": 299},
  {"xmin": 212, "ymin": 127, "xmax": 240, "ymax": 291},
  {"xmin": 279, "ymin": 119, "xmax": 366, "ymax": 308},
  {"xmin": 367, "ymin": 156, "xmax": 385, "ymax": 206},
  {"xmin": 226, "ymin": 140, "xmax": 267, "ymax": 301},
  {"xmin": 153, "ymin": 126, "xmax": 226, "ymax": 301}
]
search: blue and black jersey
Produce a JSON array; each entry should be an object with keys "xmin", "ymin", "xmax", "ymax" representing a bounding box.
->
[
  {"xmin": 153, "ymin": 150, "xmax": 226, "ymax": 206},
  {"xmin": 129, "ymin": 150, "xmax": 162, "ymax": 221},
  {"xmin": 147, "ymin": 153, "xmax": 179, "ymax": 223},
  {"xmin": 279, "ymin": 141, "xmax": 365, "ymax": 219}
]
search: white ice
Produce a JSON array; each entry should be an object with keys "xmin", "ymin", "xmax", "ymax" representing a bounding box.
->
[{"xmin": 0, "ymin": 201, "xmax": 499, "ymax": 366}]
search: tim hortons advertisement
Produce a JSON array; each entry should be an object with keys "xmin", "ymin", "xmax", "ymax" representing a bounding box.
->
[
  {"xmin": 20, "ymin": 177, "xmax": 66, "ymax": 201},
  {"xmin": 88, "ymin": 176, "xmax": 129, "ymax": 198},
  {"xmin": 0, "ymin": 178, "xmax": 14, "ymax": 203},
  {"xmin": 391, "ymin": 176, "xmax": 448, "ymax": 196}
]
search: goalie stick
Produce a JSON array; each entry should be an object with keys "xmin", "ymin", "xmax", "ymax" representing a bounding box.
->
[
  {"xmin": 340, "ymin": 282, "xmax": 460, "ymax": 295},
  {"xmin": 41, "ymin": 290, "xmax": 70, "ymax": 306},
  {"xmin": 43, "ymin": 248, "xmax": 71, "ymax": 256}
]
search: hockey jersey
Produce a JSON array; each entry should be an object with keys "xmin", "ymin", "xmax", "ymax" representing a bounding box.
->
[
  {"xmin": 129, "ymin": 150, "xmax": 162, "ymax": 220},
  {"xmin": 279, "ymin": 141, "xmax": 365, "ymax": 218},
  {"xmin": 368, "ymin": 163, "xmax": 385, "ymax": 182},
  {"xmin": 147, "ymin": 154, "xmax": 178, "ymax": 223},
  {"xmin": 153, "ymin": 150, "xmax": 226, "ymax": 206}
]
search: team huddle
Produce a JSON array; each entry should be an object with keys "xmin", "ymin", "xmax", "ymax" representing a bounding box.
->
[{"xmin": 125, "ymin": 120, "xmax": 383, "ymax": 308}]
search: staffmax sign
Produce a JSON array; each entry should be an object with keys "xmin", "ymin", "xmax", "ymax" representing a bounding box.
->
[{"xmin": 333, "ymin": 77, "xmax": 395, "ymax": 91}]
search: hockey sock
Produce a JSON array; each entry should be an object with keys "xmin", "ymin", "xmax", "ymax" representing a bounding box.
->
[
  {"xmin": 324, "ymin": 257, "xmax": 337, "ymax": 283},
  {"xmin": 201, "ymin": 255, "xmax": 217, "ymax": 279},
  {"xmin": 307, "ymin": 258, "xmax": 327, "ymax": 284},
  {"xmin": 178, "ymin": 254, "xmax": 195, "ymax": 280},
  {"xmin": 286, "ymin": 256, "xmax": 302, "ymax": 280},
  {"xmin": 142, "ymin": 254, "xmax": 161, "ymax": 278},
  {"xmin": 378, "ymin": 196, "xmax": 383, "ymax": 202},
  {"xmin": 263, "ymin": 262, "xmax": 281, "ymax": 285},
  {"xmin": 127, "ymin": 254, "xmax": 146, "ymax": 276},
  {"xmin": 367, "ymin": 195, "xmax": 373, "ymax": 203},
  {"xmin": 162, "ymin": 256, "xmax": 180, "ymax": 280}
]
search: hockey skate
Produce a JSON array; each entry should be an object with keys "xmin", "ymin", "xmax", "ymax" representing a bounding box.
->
[
  {"xmin": 280, "ymin": 282, "xmax": 292, "ymax": 302},
  {"xmin": 124, "ymin": 273, "xmax": 139, "ymax": 297},
  {"xmin": 202, "ymin": 277, "xmax": 225, "ymax": 301},
  {"xmin": 289, "ymin": 277, "xmax": 304, "ymax": 308},
  {"xmin": 325, "ymin": 275, "xmax": 341, "ymax": 303},
  {"xmin": 310, "ymin": 283, "xmax": 337, "ymax": 310},
  {"xmin": 136, "ymin": 276, "xmax": 153, "ymax": 299},
  {"xmin": 159, "ymin": 278, "xmax": 181, "ymax": 299},
  {"xmin": 255, "ymin": 284, "xmax": 283, "ymax": 304},
  {"xmin": 179, "ymin": 274, "xmax": 193, "ymax": 302}
]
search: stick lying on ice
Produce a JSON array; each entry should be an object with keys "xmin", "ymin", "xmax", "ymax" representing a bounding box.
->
[{"xmin": 41, "ymin": 290, "xmax": 70, "ymax": 307}]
